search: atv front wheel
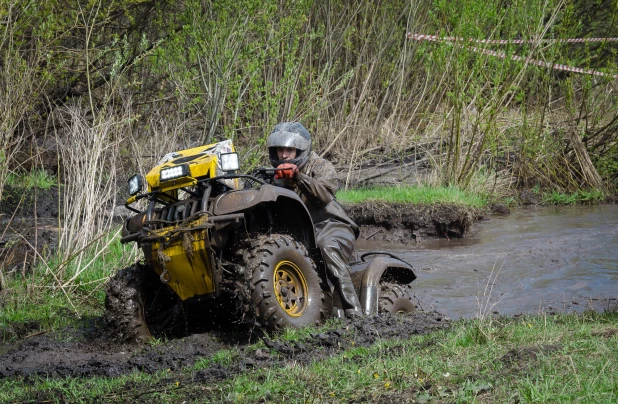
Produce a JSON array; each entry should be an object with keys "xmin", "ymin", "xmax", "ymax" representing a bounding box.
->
[
  {"xmin": 104, "ymin": 264, "xmax": 152, "ymax": 342},
  {"xmin": 247, "ymin": 234, "xmax": 327, "ymax": 331},
  {"xmin": 378, "ymin": 282, "xmax": 417, "ymax": 314},
  {"xmin": 104, "ymin": 263, "xmax": 182, "ymax": 342}
]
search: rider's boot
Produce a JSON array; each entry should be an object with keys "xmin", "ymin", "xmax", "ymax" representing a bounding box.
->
[{"xmin": 338, "ymin": 277, "xmax": 363, "ymax": 318}]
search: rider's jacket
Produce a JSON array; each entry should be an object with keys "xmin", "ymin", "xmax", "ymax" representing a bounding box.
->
[{"xmin": 275, "ymin": 152, "xmax": 359, "ymax": 237}]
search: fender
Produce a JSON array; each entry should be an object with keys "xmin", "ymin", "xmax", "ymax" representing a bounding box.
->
[
  {"xmin": 349, "ymin": 256, "xmax": 417, "ymax": 316},
  {"xmin": 212, "ymin": 184, "xmax": 316, "ymax": 247},
  {"xmin": 212, "ymin": 184, "xmax": 303, "ymax": 214}
]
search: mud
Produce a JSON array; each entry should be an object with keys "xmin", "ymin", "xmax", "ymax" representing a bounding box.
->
[
  {"xmin": 0, "ymin": 311, "xmax": 447, "ymax": 379},
  {"xmin": 2, "ymin": 183, "xmax": 615, "ymax": 384},
  {"xmin": 1, "ymin": 186, "xmax": 61, "ymax": 273},
  {"xmin": 0, "ymin": 217, "xmax": 59, "ymax": 273},
  {"xmin": 0, "ymin": 185, "xmax": 60, "ymax": 219},
  {"xmin": 0, "ymin": 185, "xmax": 456, "ymax": 381},
  {"xmin": 360, "ymin": 204, "xmax": 618, "ymax": 320},
  {"xmin": 333, "ymin": 159, "xmax": 432, "ymax": 189},
  {"xmin": 344, "ymin": 202, "xmax": 486, "ymax": 243}
]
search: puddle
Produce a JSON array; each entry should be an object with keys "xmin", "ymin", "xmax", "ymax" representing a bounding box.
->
[
  {"xmin": 357, "ymin": 205, "xmax": 618, "ymax": 319},
  {"xmin": 3, "ymin": 206, "xmax": 617, "ymax": 322}
]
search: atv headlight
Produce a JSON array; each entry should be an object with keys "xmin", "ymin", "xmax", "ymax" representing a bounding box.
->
[
  {"xmin": 220, "ymin": 152, "xmax": 239, "ymax": 172},
  {"xmin": 160, "ymin": 164, "xmax": 189, "ymax": 182},
  {"xmin": 128, "ymin": 174, "xmax": 143, "ymax": 196}
]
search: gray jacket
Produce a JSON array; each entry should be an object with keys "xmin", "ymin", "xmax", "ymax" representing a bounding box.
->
[{"xmin": 276, "ymin": 152, "xmax": 359, "ymax": 237}]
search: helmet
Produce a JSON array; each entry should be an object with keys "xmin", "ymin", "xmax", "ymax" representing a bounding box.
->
[{"xmin": 267, "ymin": 122, "xmax": 312, "ymax": 168}]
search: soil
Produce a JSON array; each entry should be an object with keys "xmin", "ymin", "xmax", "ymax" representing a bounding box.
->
[
  {"xmin": 1, "ymin": 182, "xmax": 613, "ymax": 387},
  {"xmin": 344, "ymin": 202, "xmax": 486, "ymax": 244},
  {"xmin": 0, "ymin": 185, "xmax": 60, "ymax": 219},
  {"xmin": 0, "ymin": 311, "xmax": 447, "ymax": 379},
  {"xmin": 0, "ymin": 184, "xmax": 452, "ymax": 381}
]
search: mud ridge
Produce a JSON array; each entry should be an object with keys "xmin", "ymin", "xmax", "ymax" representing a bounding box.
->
[
  {"xmin": 0, "ymin": 311, "xmax": 447, "ymax": 379},
  {"xmin": 344, "ymin": 201, "xmax": 486, "ymax": 244}
]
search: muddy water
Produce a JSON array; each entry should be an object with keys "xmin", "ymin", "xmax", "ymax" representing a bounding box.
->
[{"xmin": 357, "ymin": 205, "xmax": 618, "ymax": 320}]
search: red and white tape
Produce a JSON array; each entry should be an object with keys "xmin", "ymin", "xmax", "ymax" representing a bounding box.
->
[
  {"xmin": 406, "ymin": 33, "xmax": 618, "ymax": 45},
  {"xmin": 407, "ymin": 33, "xmax": 618, "ymax": 79}
]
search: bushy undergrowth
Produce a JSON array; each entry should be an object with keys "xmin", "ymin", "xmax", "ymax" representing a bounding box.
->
[
  {"xmin": 541, "ymin": 189, "xmax": 607, "ymax": 205},
  {"xmin": 1, "ymin": 0, "xmax": 616, "ymax": 206},
  {"xmin": 5, "ymin": 169, "xmax": 56, "ymax": 190}
]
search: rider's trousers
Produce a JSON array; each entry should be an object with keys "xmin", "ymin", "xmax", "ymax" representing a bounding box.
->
[{"xmin": 315, "ymin": 219, "xmax": 363, "ymax": 317}]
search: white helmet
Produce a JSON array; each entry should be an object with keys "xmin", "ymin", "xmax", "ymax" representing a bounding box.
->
[{"xmin": 267, "ymin": 122, "xmax": 312, "ymax": 168}]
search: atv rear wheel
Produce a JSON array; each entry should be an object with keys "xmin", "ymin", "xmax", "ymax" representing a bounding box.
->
[
  {"xmin": 378, "ymin": 282, "xmax": 417, "ymax": 314},
  {"xmin": 247, "ymin": 234, "xmax": 327, "ymax": 331}
]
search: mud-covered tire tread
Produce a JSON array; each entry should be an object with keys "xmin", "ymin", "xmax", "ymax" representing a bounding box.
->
[
  {"xmin": 378, "ymin": 282, "xmax": 418, "ymax": 314},
  {"xmin": 105, "ymin": 263, "xmax": 182, "ymax": 342},
  {"xmin": 244, "ymin": 234, "xmax": 327, "ymax": 331},
  {"xmin": 104, "ymin": 264, "xmax": 152, "ymax": 343}
]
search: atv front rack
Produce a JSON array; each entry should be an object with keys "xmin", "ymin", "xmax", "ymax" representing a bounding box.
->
[
  {"xmin": 124, "ymin": 173, "xmax": 268, "ymax": 213},
  {"xmin": 120, "ymin": 173, "xmax": 263, "ymax": 244},
  {"xmin": 120, "ymin": 169, "xmax": 284, "ymax": 244}
]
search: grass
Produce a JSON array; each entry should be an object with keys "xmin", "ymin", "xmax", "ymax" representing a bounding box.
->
[
  {"xmin": 0, "ymin": 228, "xmax": 135, "ymax": 341},
  {"xmin": 336, "ymin": 185, "xmax": 610, "ymax": 208},
  {"xmin": 337, "ymin": 185, "xmax": 489, "ymax": 208},
  {"xmin": 1, "ymin": 310, "xmax": 616, "ymax": 403},
  {"xmin": 5, "ymin": 169, "xmax": 56, "ymax": 190},
  {"xmin": 219, "ymin": 312, "xmax": 618, "ymax": 403},
  {"xmin": 541, "ymin": 189, "xmax": 607, "ymax": 205}
]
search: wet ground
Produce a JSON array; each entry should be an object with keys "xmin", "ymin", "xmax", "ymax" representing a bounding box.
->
[
  {"xmin": 0, "ymin": 313, "xmax": 447, "ymax": 379},
  {"xmin": 1, "ymin": 203, "xmax": 616, "ymax": 380},
  {"xmin": 358, "ymin": 204, "xmax": 618, "ymax": 319}
]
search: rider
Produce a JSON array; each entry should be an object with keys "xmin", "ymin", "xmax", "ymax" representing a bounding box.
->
[{"xmin": 267, "ymin": 122, "xmax": 363, "ymax": 318}]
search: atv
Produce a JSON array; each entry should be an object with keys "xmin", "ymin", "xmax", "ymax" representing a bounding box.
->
[{"xmin": 105, "ymin": 140, "xmax": 419, "ymax": 342}]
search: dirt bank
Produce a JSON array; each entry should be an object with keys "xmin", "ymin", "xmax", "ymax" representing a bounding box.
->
[
  {"xmin": 0, "ymin": 185, "xmax": 60, "ymax": 218},
  {"xmin": 0, "ymin": 311, "xmax": 447, "ymax": 379},
  {"xmin": 344, "ymin": 202, "xmax": 487, "ymax": 244}
]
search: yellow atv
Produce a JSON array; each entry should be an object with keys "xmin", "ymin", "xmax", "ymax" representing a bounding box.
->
[{"xmin": 105, "ymin": 140, "xmax": 418, "ymax": 342}]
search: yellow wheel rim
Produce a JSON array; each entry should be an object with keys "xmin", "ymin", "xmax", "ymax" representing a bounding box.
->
[{"xmin": 273, "ymin": 260, "xmax": 308, "ymax": 317}]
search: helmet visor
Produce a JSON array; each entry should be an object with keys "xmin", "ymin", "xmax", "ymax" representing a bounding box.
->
[{"xmin": 268, "ymin": 130, "xmax": 310, "ymax": 151}]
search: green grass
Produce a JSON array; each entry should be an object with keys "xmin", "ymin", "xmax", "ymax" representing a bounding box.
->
[
  {"xmin": 541, "ymin": 189, "xmax": 607, "ymax": 205},
  {"xmin": 0, "ymin": 229, "xmax": 135, "ymax": 341},
  {"xmin": 1, "ymin": 311, "xmax": 616, "ymax": 403},
  {"xmin": 337, "ymin": 185, "xmax": 488, "ymax": 207},
  {"xmin": 336, "ymin": 185, "xmax": 610, "ymax": 208},
  {"xmin": 216, "ymin": 312, "xmax": 618, "ymax": 403},
  {"xmin": 5, "ymin": 169, "xmax": 56, "ymax": 190}
]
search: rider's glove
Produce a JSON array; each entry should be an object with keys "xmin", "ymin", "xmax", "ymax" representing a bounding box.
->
[{"xmin": 275, "ymin": 163, "xmax": 299, "ymax": 180}]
